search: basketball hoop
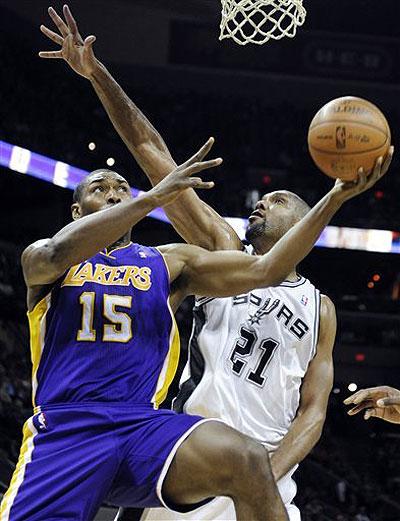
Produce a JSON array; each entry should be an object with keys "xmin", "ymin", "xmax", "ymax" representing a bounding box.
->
[{"xmin": 219, "ymin": 0, "xmax": 307, "ymax": 46}]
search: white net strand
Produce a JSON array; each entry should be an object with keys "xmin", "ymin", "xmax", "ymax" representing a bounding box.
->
[{"xmin": 219, "ymin": 0, "xmax": 307, "ymax": 46}]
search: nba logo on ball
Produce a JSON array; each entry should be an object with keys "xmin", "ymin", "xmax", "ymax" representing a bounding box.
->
[
  {"xmin": 308, "ymin": 96, "xmax": 391, "ymax": 181},
  {"xmin": 336, "ymin": 126, "xmax": 346, "ymax": 149},
  {"xmin": 301, "ymin": 295, "xmax": 308, "ymax": 306}
]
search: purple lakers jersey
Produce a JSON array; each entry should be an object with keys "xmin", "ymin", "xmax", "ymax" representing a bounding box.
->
[{"xmin": 28, "ymin": 243, "xmax": 179, "ymax": 410}]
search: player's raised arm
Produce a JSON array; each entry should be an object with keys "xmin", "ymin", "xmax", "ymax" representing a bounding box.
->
[
  {"xmin": 39, "ymin": 5, "xmax": 241, "ymax": 252},
  {"xmin": 165, "ymin": 157, "xmax": 392, "ymax": 299},
  {"xmin": 22, "ymin": 146, "xmax": 221, "ymax": 288}
]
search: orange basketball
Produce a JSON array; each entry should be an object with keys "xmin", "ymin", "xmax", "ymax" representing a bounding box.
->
[{"xmin": 308, "ymin": 96, "xmax": 391, "ymax": 181}]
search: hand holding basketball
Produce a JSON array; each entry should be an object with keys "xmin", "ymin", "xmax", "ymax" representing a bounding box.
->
[
  {"xmin": 330, "ymin": 146, "xmax": 394, "ymax": 203},
  {"xmin": 308, "ymin": 97, "xmax": 392, "ymax": 181}
]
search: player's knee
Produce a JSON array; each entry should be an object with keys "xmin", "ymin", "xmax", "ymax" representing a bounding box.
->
[
  {"xmin": 238, "ymin": 438, "xmax": 272, "ymax": 480},
  {"xmin": 218, "ymin": 437, "xmax": 273, "ymax": 495}
]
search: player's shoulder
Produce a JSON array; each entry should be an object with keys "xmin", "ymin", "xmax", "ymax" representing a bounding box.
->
[
  {"xmin": 157, "ymin": 242, "xmax": 206, "ymax": 261},
  {"xmin": 318, "ymin": 294, "xmax": 337, "ymax": 339},
  {"xmin": 320, "ymin": 294, "xmax": 335, "ymax": 314}
]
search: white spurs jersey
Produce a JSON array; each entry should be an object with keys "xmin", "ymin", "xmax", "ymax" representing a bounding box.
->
[
  {"xmin": 174, "ymin": 273, "xmax": 321, "ymax": 453},
  {"xmin": 141, "ymin": 263, "xmax": 322, "ymax": 521}
]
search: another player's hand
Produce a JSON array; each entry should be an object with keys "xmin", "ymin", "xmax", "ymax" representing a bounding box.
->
[
  {"xmin": 330, "ymin": 146, "xmax": 394, "ymax": 203},
  {"xmin": 344, "ymin": 385, "xmax": 400, "ymax": 424},
  {"xmin": 39, "ymin": 5, "xmax": 99, "ymax": 79},
  {"xmin": 149, "ymin": 138, "xmax": 221, "ymax": 207}
]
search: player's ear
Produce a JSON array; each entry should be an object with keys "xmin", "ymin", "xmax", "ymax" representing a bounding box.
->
[{"xmin": 71, "ymin": 202, "xmax": 82, "ymax": 220}]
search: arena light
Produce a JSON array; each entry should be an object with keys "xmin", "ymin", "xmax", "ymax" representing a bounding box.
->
[
  {"xmin": 106, "ymin": 157, "xmax": 115, "ymax": 167},
  {"xmin": 0, "ymin": 140, "xmax": 169, "ymax": 224},
  {"xmin": 1, "ymin": 139, "xmax": 400, "ymax": 254},
  {"xmin": 88, "ymin": 142, "xmax": 96, "ymax": 151},
  {"xmin": 348, "ymin": 383, "xmax": 358, "ymax": 392}
]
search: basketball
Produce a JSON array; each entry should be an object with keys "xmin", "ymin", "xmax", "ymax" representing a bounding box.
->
[{"xmin": 308, "ymin": 96, "xmax": 391, "ymax": 181}]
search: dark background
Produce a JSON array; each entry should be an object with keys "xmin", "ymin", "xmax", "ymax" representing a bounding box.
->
[{"xmin": 0, "ymin": 1, "xmax": 399, "ymax": 520}]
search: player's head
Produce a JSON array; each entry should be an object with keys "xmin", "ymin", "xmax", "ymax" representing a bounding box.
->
[
  {"xmin": 245, "ymin": 190, "xmax": 310, "ymax": 250},
  {"xmin": 71, "ymin": 169, "xmax": 132, "ymax": 220}
]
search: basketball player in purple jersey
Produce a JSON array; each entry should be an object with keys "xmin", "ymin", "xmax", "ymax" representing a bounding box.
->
[
  {"xmin": 2, "ymin": 143, "xmax": 311, "ymax": 521},
  {"xmin": 9, "ymin": 6, "xmax": 388, "ymax": 521}
]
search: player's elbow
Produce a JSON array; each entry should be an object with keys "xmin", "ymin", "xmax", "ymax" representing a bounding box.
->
[
  {"xmin": 22, "ymin": 240, "xmax": 67, "ymax": 286},
  {"xmin": 299, "ymin": 406, "xmax": 326, "ymax": 441}
]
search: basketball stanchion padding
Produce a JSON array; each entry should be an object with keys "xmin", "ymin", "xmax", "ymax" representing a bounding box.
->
[{"xmin": 219, "ymin": 0, "xmax": 307, "ymax": 46}]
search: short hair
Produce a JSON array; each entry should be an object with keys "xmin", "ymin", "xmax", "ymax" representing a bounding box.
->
[
  {"xmin": 72, "ymin": 169, "xmax": 121, "ymax": 203},
  {"xmin": 290, "ymin": 193, "xmax": 311, "ymax": 220},
  {"xmin": 72, "ymin": 178, "xmax": 87, "ymax": 203}
]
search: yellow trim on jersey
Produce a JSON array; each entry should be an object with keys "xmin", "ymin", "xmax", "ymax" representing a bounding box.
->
[
  {"xmin": 27, "ymin": 294, "xmax": 51, "ymax": 408},
  {"xmin": 0, "ymin": 417, "xmax": 37, "ymax": 520},
  {"xmin": 152, "ymin": 301, "xmax": 181, "ymax": 409},
  {"xmin": 100, "ymin": 241, "xmax": 133, "ymax": 258}
]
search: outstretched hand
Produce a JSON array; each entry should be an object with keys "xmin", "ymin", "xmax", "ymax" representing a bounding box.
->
[
  {"xmin": 39, "ymin": 5, "xmax": 99, "ymax": 79},
  {"xmin": 150, "ymin": 137, "xmax": 222, "ymax": 207},
  {"xmin": 331, "ymin": 146, "xmax": 394, "ymax": 203},
  {"xmin": 344, "ymin": 385, "xmax": 400, "ymax": 424}
]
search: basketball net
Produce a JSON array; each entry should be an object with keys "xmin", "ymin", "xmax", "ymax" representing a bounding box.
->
[{"xmin": 219, "ymin": 0, "xmax": 307, "ymax": 46}]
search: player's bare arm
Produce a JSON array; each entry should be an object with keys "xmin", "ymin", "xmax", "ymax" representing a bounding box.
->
[
  {"xmin": 39, "ymin": 5, "xmax": 241, "ymax": 252},
  {"xmin": 269, "ymin": 295, "xmax": 336, "ymax": 481},
  {"xmin": 162, "ymin": 159, "xmax": 391, "ymax": 310},
  {"xmin": 344, "ymin": 386, "xmax": 400, "ymax": 424},
  {"xmin": 21, "ymin": 146, "xmax": 220, "ymax": 308}
]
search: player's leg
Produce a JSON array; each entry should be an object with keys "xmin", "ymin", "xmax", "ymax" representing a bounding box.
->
[
  {"xmin": 0, "ymin": 407, "xmax": 118, "ymax": 521},
  {"xmin": 162, "ymin": 420, "xmax": 288, "ymax": 521}
]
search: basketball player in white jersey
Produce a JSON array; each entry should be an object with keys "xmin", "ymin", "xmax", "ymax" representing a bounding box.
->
[{"xmin": 37, "ymin": 7, "xmax": 394, "ymax": 520}]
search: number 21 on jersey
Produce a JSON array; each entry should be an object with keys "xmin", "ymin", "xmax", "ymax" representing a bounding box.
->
[{"xmin": 230, "ymin": 326, "xmax": 279, "ymax": 387}]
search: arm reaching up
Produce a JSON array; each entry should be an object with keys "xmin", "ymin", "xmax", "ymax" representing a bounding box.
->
[
  {"xmin": 163, "ymin": 160, "xmax": 393, "ymax": 304},
  {"xmin": 22, "ymin": 142, "xmax": 221, "ymax": 288},
  {"xmin": 39, "ymin": 5, "xmax": 241, "ymax": 251}
]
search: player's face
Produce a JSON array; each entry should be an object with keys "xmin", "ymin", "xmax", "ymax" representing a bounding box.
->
[
  {"xmin": 246, "ymin": 191, "xmax": 301, "ymax": 242},
  {"xmin": 72, "ymin": 172, "xmax": 132, "ymax": 219}
]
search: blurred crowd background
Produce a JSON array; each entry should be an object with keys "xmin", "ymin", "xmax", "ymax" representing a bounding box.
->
[{"xmin": 1, "ymin": 1, "xmax": 400, "ymax": 519}]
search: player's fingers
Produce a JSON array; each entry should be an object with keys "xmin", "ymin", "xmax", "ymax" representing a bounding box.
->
[
  {"xmin": 189, "ymin": 177, "xmax": 203, "ymax": 187},
  {"xmin": 48, "ymin": 7, "xmax": 69, "ymax": 37},
  {"xmin": 364, "ymin": 408, "xmax": 385, "ymax": 420},
  {"xmin": 377, "ymin": 397, "xmax": 400, "ymax": 407},
  {"xmin": 344, "ymin": 388, "xmax": 375, "ymax": 405},
  {"xmin": 356, "ymin": 167, "xmax": 366, "ymax": 188},
  {"xmin": 368, "ymin": 156, "xmax": 383, "ymax": 184},
  {"xmin": 186, "ymin": 158, "xmax": 223, "ymax": 175},
  {"xmin": 381, "ymin": 145, "xmax": 394, "ymax": 176},
  {"xmin": 347, "ymin": 400, "xmax": 375, "ymax": 415},
  {"xmin": 183, "ymin": 138, "xmax": 215, "ymax": 167},
  {"xmin": 196, "ymin": 137, "xmax": 215, "ymax": 162},
  {"xmin": 40, "ymin": 24, "xmax": 64, "ymax": 45},
  {"xmin": 63, "ymin": 4, "xmax": 79, "ymax": 36},
  {"xmin": 193, "ymin": 181, "xmax": 215, "ymax": 190},
  {"xmin": 84, "ymin": 35, "xmax": 97, "ymax": 53},
  {"xmin": 38, "ymin": 50, "xmax": 64, "ymax": 59}
]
